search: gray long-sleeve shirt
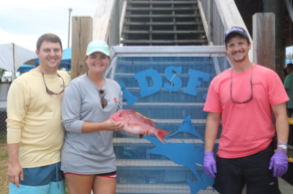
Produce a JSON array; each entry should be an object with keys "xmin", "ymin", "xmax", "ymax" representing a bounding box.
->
[{"xmin": 60, "ymin": 74, "xmax": 138, "ymax": 174}]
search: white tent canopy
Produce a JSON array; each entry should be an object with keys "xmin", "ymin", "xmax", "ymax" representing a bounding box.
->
[{"xmin": 0, "ymin": 29, "xmax": 36, "ymax": 75}]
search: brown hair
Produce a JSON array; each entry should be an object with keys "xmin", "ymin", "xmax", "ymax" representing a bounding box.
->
[{"xmin": 36, "ymin": 33, "xmax": 63, "ymax": 51}]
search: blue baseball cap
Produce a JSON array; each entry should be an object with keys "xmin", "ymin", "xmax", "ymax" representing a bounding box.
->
[{"xmin": 224, "ymin": 26, "xmax": 249, "ymax": 43}]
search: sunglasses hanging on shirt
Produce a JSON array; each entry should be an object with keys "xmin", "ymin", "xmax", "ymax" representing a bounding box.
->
[
  {"xmin": 41, "ymin": 72, "xmax": 65, "ymax": 95},
  {"xmin": 230, "ymin": 66, "xmax": 253, "ymax": 104}
]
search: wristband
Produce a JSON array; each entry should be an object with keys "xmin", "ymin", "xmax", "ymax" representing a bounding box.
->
[{"xmin": 277, "ymin": 143, "xmax": 288, "ymax": 150}]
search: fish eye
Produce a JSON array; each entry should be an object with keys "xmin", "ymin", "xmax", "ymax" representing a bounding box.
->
[{"xmin": 118, "ymin": 113, "xmax": 122, "ymax": 116}]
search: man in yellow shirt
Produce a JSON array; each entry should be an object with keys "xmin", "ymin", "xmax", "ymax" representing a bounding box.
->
[{"xmin": 6, "ymin": 34, "xmax": 71, "ymax": 194}]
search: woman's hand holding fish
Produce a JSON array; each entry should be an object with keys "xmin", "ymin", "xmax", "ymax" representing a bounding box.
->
[{"xmin": 103, "ymin": 120, "xmax": 124, "ymax": 131}]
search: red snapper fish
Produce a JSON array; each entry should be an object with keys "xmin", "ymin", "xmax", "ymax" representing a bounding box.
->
[{"xmin": 110, "ymin": 109, "xmax": 170, "ymax": 143}]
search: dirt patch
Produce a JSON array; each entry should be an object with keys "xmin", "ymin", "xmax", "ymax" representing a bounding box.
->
[{"xmin": 0, "ymin": 143, "xmax": 9, "ymax": 194}]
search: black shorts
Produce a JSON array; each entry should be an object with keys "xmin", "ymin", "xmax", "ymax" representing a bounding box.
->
[{"xmin": 213, "ymin": 144, "xmax": 281, "ymax": 194}]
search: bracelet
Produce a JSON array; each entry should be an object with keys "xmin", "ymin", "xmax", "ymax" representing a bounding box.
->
[{"xmin": 277, "ymin": 142, "xmax": 287, "ymax": 146}]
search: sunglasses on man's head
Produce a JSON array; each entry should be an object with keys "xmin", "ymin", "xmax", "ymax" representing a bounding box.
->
[
  {"xmin": 99, "ymin": 90, "xmax": 108, "ymax": 109},
  {"xmin": 41, "ymin": 72, "xmax": 65, "ymax": 95}
]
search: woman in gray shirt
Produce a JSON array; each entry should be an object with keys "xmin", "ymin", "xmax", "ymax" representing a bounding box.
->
[{"xmin": 61, "ymin": 40, "xmax": 126, "ymax": 194}]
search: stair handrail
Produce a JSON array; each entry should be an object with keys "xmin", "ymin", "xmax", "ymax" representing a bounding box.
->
[
  {"xmin": 198, "ymin": 0, "xmax": 253, "ymax": 61},
  {"xmin": 93, "ymin": 0, "xmax": 120, "ymax": 47},
  {"xmin": 119, "ymin": 0, "xmax": 128, "ymax": 43},
  {"xmin": 285, "ymin": 0, "xmax": 293, "ymax": 23}
]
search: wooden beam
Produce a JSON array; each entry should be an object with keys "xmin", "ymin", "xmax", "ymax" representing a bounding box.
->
[
  {"xmin": 71, "ymin": 16, "xmax": 92, "ymax": 80},
  {"xmin": 285, "ymin": 0, "xmax": 293, "ymax": 23},
  {"xmin": 93, "ymin": 0, "xmax": 116, "ymax": 42},
  {"xmin": 253, "ymin": 13, "xmax": 275, "ymax": 70},
  {"xmin": 214, "ymin": 0, "xmax": 253, "ymax": 61},
  {"xmin": 198, "ymin": 0, "xmax": 212, "ymax": 45}
]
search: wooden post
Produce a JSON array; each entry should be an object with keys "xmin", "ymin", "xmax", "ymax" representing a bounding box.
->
[
  {"xmin": 253, "ymin": 13, "xmax": 275, "ymax": 70},
  {"xmin": 265, "ymin": 0, "xmax": 284, "ymax": 76},
  {"xmin": 71, "ymin": 16, "xmax": 92, "ymax": 80}
]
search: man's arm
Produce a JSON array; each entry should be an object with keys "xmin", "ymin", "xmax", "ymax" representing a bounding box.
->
[
  {"xmin": 7, "ymin": 143, "xmax": 23, "ymax": 188},
  {"xmin": 271, "ymin": 103, "xmax": 289, "ymax": 145},
  {"xmin": 203, "ymin": 112, "xmax": 221, "ymax": 178},
  {"xmin": 269, "ymin": 102, "xmax": 289, "ymax": 177},
  {"xmin": 6, "ymin": 82, "xmax": 27, "ymax": 187},
  {"xmin": 205, "ymin": 112, "xmax": 221, "ymax": 152}
]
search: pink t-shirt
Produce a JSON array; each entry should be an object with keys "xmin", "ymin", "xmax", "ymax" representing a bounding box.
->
[{"xmin": 203, "ymin": 64, "xmax": 289, "ymax": 158}]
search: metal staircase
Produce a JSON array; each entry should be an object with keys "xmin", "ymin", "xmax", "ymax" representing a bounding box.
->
[
  {"xmin": 107, "ymin": 47, "xmax": 227, "ymax": 194},
  {"xmin": 121, "ymin": 0, "xmax": 208, "ymax": 46},
  {"xmin": 93, "ymin": 0, "xmax": 249, "ymax": 193}
]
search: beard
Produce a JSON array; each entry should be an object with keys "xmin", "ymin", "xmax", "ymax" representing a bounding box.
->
[{"xmin": 232, "ymin": 54, "xmax": 246, "ymax": 63}]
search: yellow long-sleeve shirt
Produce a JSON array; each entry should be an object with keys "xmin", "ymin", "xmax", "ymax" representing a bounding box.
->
[{"xmin": 6, "ymin": 69, "xmax": 71, "ymax": 168}]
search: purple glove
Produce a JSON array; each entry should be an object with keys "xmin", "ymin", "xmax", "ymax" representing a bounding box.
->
[
  {"xmin": 269, "ymin": 149, "xmax": 288, "ymax": 177},
  {"xmin": 203, "ymin": 151, "xmax": 217, "ymax": 178}
]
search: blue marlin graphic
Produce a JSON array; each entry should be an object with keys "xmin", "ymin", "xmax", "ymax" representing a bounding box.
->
[{"xmin": 144, "ymin": 116, "xmax": 216, "ymax": 194}]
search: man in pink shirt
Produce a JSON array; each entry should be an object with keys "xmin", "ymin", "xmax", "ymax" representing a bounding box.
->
[{"xmin": 203, "ymin": 26, "xmax": 289, "ymax": 193}]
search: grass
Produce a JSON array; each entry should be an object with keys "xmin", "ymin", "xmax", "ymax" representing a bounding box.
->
[
  {"xmin": 0, "ymin": 132, "xmax": 6, "ymax": 144},
  {"xmin": 0, "ymin": 142, "xmax": 69, "ymax": 194},
  {"xmin": 0, "ymin": 143, "xmax": 9, "ymax": 194}
]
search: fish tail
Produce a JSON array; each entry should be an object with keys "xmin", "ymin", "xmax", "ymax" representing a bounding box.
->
[{"xmin": 155, "ymin": 128, "xmax": 170, "ymax": 143}]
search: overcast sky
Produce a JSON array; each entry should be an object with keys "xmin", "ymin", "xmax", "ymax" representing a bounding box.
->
[{"xmin": 0, "ymin": 0, "xmax": 98, "ymax": 51}]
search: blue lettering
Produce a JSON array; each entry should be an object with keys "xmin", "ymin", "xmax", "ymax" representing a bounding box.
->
[
  {"xmin": 184, "ymin": 69, "xmax": 210, "ymax": 96},
  {"xmin": 134, "ymin": 69, "xmax": 162, "ymax": 98},
  {"xmin": 119, "ymin": 82, "xmax": 138, "ymax": 106},
  {"xmin": 164, "ymin": 66, "xmax": 182, "ymax": 92}
]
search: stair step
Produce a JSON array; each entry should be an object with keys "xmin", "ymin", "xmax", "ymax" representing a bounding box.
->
[
  {"xmin": 114, "ymin": 105, "xmax": 207, "ymax": 120},
  {"xmin": 117, "ymin": 159, "xmax": 182, "ymax": 167},
  {"xmin": 113, "ymin": 122, "xmax": 214, "ymax": 139},
  {"xmin": 115, "ymin": 56, "xmax": 227, "ymax": 74},
  {"xmin": 124, "ymin": 21, "xmax": 202, "ymax": 25},
  {"xmin": 121, "ymin": 39, "xmax": 207, "ymax": 44},
  {"xmin": 125, "ymin": 14, "xmax": 200, "ymax": 18},
  {"xmin": 114, "ymin": 139, "xmax": 219, "ymax": 160},
  {"xmin": 123, "ymin": 30, "xmax": 205, "ymax": 34},
  {"xmin": 114, "ymin": 140, "xmax": 208, "ymax": 160},
  {"xmin": 117, "ymin": 91, "xmax": 209, "ymax": 101},
  {"xmin": 115, "ymin": 75, "xmax": 211, "ymax": 88},
  {"xmin": 118, "ymin": 88, "xmax": 209, "ymax": 104},
  {"xmin": 128, "ymin": 1, "xmax": 197, "ymax": 4},
  {"xmin": 127, "ymin": 7, "xmax": 197, "ymax": 11},
  {"xmin": 122, "ymin": 102, "xmax": 205, "ymax": 106},
  {"xmin": 113, "ymin": 138, "xmax": 205, "ymax": 145},
  {"xmin": 116, "ymin": 184, "xmax": 191, "ymax": 194},
  {"xmin": 116, "ymin": 184, "xmax": 215, "ymax": 194}
]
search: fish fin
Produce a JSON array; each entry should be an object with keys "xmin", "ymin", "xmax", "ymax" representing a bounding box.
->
[{"xmin": 155, "ymin": 128, "xmax": 170, "ymax": 144}]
